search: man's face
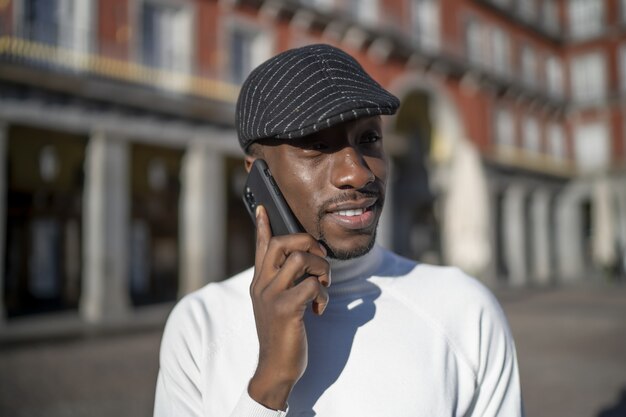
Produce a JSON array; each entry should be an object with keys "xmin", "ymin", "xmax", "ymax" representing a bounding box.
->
[{"xmin": 249, "ymin": 116, "xmax": 387, "ymax": 259}]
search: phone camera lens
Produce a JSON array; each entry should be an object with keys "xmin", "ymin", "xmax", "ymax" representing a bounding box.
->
[{"xmin": 245, "ymin": 191, "xmax": 255, "ymax": 203}]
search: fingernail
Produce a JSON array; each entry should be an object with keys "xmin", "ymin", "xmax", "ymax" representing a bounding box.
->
[
  {"xmin": 314, "ymin": 302, "xmax": 326, "ymax": 315},
  {"xmin": 320, "ymin": 272, "xmax": 331, "ymax": 288},
  {"xmin": 255, "ymin": 205, "xmax": 261, "ymax": 218},
  {"xmin": 318, "ymin": 242, "xmax": 327, "ymax": 256}
]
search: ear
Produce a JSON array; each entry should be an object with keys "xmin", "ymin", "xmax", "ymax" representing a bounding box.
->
[{"xmin": 244, "ymin": 155, "xmax": 256, "ymax": 173}]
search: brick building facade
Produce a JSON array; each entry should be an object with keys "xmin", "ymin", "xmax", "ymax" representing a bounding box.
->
[{"xmin": 0, "ymin": 0, "xmax": 624, "ymax": 325}]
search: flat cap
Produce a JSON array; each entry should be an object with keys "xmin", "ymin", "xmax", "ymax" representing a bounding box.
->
[{"xmin": 236, "ymin": 43, "xmax": 400, "ymax": 150}]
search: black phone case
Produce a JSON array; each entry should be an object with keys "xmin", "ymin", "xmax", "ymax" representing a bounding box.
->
[{"xmin": 243, "ymin": 159, "xmax": 302, "ymax": 236}]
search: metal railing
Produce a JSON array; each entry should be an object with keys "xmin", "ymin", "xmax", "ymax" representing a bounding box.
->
[{"xmin": 0, "ymin": 22, "xmax": 240, "ymax": 103}]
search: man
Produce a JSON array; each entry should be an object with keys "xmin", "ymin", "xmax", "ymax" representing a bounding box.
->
[{"xmin": 154, "ymin": 44, "xmax": 524, "ymax": 416}]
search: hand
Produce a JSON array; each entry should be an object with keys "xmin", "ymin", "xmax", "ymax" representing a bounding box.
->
[{"xmin": 247, "ymin": 205, "xmax": 330, "ymax": 411}]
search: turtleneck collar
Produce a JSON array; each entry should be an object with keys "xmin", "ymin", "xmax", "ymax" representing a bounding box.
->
[{"xmin": 327, "ymin": 244, "xmax": 384, "ymax": 286}]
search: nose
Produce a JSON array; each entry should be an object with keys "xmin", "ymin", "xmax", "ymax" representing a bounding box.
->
[{"xmin": 330, "ymin": 146, "xmax": 375, "ymax": 190}]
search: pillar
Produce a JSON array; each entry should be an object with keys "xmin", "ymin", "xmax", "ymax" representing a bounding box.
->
[
  {"xmin": 530, "ymin": 189, "xmax": 552, "ymax": 285},
  {"xmin": 555, "ymin": 185, "xmax": 587, "ymax": 282},
  {"xmin": 502, "ymin": 185, "xmax": 527, "ymax": 286},
  {"xmin": 615, "ymin": 176, "xmax": 626, "ymax": 276},
  {"xmin": 0, "ymin": 122, "xmax": 7, "ymax": 324},
  {"xmin": 377, "ymin": 158, "xmax": 393, "ymax": 250},
  {"xmin": 80, "ymin": 131, "xmax": 131, "ymax": 323},
  {"xmin": 483, "ymin": 182, "xmax": 502, "ymax": 287},
  {"xmin": 179, "ymin": 140, "xmax": 226, "ymax": 295}
]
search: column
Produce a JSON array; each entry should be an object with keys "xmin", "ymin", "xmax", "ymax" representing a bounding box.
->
[
  {"xmin": 442, "ymin": 139, "xmax": 492, "ymax": 279},
  {"xmin": 179, "ymin": 140, "xmax": 226, "ymax": 296},
  {"xmin": 502, "ymin": 185, "xmax": 527, "ymax": 286},
  {"xmin": 615, "ymin": 176, "xmax": 626, "ymax": 276},
  {"xmin": 554, "ymin": 187, "xmax": 587, "ymax": 282},
  {"xmin": 377, "ymin": 158, "xmax": 393, "ymax": 250},
  {"xmin": 0, "ymin": 122, "xmax": 7, "ymax": 324},
  {"xmin": 80, "ymin": 131, "xmax": 131, "ymax": 323},
  {"xmin": 530, "ymin": 189, "xmax": 552, "ymax": 285},
  {"xmin": 591, "ymin": 176, "xmax": 617, "ymax": 270},
  {"xmin": 484, "ymin": 185, "xmax": 501, "ymax": 286}
]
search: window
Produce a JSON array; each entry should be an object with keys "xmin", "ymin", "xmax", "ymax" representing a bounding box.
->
[
  {"xmin": 142, "ymin": 3, "xmax": 191, "ymax": 73},
  {"xmin": 517, "ymin": 0, "xmax": 537, "ymax": 22},
  {"xmin": 495, "ymin": 108, "xmax": 515, "ymax": 149},
  {"xmin": 523, "ymin": 116, "xmax": 540, "ymax": 153},
  {"xmin": 230, "ymin": 26, "xmax": 271, "ymax": 84},
  {"xmin": 350, "ymin": 0, "xmax": 378, "ymax": 25},
  {"xmin": 21, "ymin": 0, "xmax": 90, "ymax": 52},
  {"xmin": 542, "ymin": 0, "xmax": 560, "ymax": 33},
  {"xmin": 547, "ymin": 123, "xmax": 566, "ymax": 160},
  {"xmin": 300, "ymin": 0, "xmax": 334, "ymax": 11},
  {"xmin": 412, "ymin": 0, "xmax": 439, "ymax": 52},
  {"xmin": 621, "ymin": 44, "xmax": 626, "ymax": 93},
  {"xmin": 521, "ymin": 45, "xmax": 537, "ymax": 87},
  {"xmin": 491, "ymin": 28, "xmax": 510, "ymax": 76},
  {"xmin": 571, "ymin": 52, "xmax": 607, "ymax": 103},
  {"xmin": 574, "ymin": 122, "xmax": 610, "ymax": 173},
  {"xmin": 568, "ymin": 0, "xmax": 604, "ymax": 39},
  {"xmin": 546, "ymin": 56, "xmax": 564, "ymax": 98},
  {"xmin": 466, "ymin": 18, "xmax": 486, "ymax": 67},
  {"xmin": 231, "ymin": 29, "xmax": 254, "ymax": 84},
  {"xmin": 22, "ymin": 0, "xmax": 58, "ymax": 44},
  {"xmin": 492, "ymin": 0, "xmax": 513, "ymax": 7}
]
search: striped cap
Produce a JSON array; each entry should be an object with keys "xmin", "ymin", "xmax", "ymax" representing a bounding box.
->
[{"xmin": 236, "ymin": 44, "xmax": 400, "ymax": 150}]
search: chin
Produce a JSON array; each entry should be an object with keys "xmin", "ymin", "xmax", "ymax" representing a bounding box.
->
[{"xmin": 322, "ymin": 230, "xmax": 377, "ymax": 260}]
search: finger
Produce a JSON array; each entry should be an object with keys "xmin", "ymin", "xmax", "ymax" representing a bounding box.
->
[
  {"xmin": 268, "ymin": 251, "xmax": 330, "ymax": 291},
  {"xmin": 312, "ymin": 283, "xmax": 330, "ymax": 315},
  {"xmin": 256, "ymin": 234, "xmax": 326, "ymax": 287},
  {"xmin": 265, "ymin": 234, "xmax": 327, "ymax": 270},
  {"xmin": 253, "ymin": 205, "xmax": 272, "ymax": 278},
  {"xmin": 287, "ymin": 277, "xmax": 330, "ymax": 316}
]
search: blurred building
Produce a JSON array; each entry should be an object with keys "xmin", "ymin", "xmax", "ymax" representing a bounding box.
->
[{"xmin": 0, "ymin": 0, "xmax": 624, "ymax": 326}]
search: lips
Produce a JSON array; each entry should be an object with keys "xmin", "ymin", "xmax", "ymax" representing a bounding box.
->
[{"xmin": 325, "ymin": 198, "xmax": 378, "ymax": 230}]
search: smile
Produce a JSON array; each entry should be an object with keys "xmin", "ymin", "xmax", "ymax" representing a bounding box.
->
[
  {"xmin": 336, "ymin": 208, "xmax": 366, "ymax": 217},
  {"xmin": 326, "ymin": 199, "xmax": 378, "ymax": 230}
]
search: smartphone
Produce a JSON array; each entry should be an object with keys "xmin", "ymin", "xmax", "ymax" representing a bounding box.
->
[{"xmin": 242, "ymin": 159, "xmax": 303, "ymax": 236}]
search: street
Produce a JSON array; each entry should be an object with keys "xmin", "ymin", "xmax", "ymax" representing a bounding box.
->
[{"xmin": 1, "ymin": 283, "xmax": 625, "ymax": 417}]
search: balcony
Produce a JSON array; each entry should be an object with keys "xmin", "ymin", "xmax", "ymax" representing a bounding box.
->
[{"xmin": 0, "ymin": 23, "xmax": 239, "ymax": 123}]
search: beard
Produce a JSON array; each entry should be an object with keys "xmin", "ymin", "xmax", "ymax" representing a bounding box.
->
[
  {"xmin": 313, "ymin": 187, "xmax": 384, "ymax": 260},
  {"xmin": 319, "ymin": 228, "xmax": 378, "ymax": 260}
]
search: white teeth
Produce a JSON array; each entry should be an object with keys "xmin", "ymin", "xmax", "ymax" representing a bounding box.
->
[{"xmin": 337, "ymin": 208, "xmax": 364, "ymax": 217}]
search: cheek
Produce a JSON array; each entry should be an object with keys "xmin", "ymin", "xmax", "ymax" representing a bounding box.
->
[
  {"xmin": 368, "ymin": 156, "xmax": 388, "ymax": 183},
  {"xmin": 274, "ymin": 165, "xmax": 323, "ymax": 226}
]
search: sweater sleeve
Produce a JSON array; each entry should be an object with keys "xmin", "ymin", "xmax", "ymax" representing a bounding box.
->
[
  {"xmin": 465, "ymin": 289, "xmax": 525, "ymax": 417},
  {"xmin": 153, "ymin": 293, "xmax": 288, "ymax": 417}
]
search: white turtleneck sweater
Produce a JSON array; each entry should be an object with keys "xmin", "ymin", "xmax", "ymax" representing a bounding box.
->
[{"xmin": 154, "ymin": 245, "xmax": 524, "ymax": 416}]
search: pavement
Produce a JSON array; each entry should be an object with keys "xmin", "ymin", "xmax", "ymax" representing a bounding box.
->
[
  {"xmin": 497, "ymin": 283, "xmax": 626, "ymax": 417},
  {"xmin": 0, "ymin": 283, "xmax": 625, "ymax": 417}
]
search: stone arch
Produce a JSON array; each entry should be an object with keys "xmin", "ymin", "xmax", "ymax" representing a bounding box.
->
[
  {"xmin": 381, "ymin": 72, "xmax": 492, "ymax": 279},
  {"xmin": 379, "ymin": 73, "xmax": 467, "ymax": 264}
]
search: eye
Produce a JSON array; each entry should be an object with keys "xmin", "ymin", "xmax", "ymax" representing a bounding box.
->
[
  {"xmin": 360, "ymin": 132, "xmax": 382, "ymax": 144},
  {"xmin": 306, "ymin": 142, "xmax": 329, "ymax": 151}
]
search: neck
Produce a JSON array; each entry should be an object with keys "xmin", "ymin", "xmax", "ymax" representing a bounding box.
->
[{"xmin": 328, "ymin": 244, "xmax": 383, "ymax": 285}]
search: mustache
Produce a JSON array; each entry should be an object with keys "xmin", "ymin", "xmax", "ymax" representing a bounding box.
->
[{"xmin": 317, "ymin": 185, "xmax": 384, "ymax": 219}]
